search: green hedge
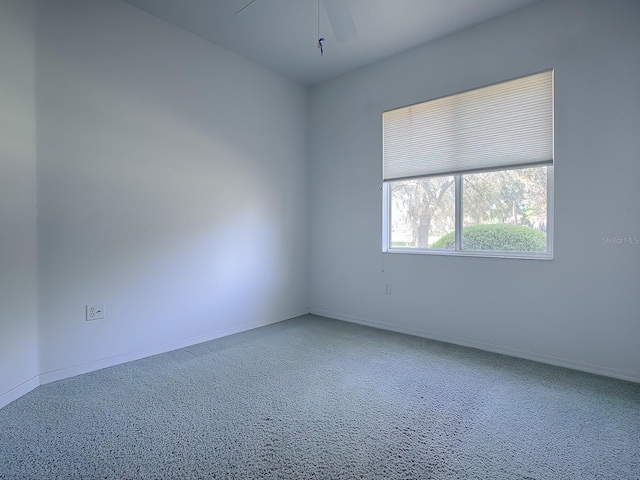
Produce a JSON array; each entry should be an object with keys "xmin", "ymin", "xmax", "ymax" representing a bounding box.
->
[{"xmin": 431, "ymin": 224, "xmax": 546, "ymax": 251}]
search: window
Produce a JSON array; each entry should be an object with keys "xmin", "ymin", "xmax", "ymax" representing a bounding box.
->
[{"xmin": 382, "ymin": 70, "xmax": 554, "ymax": 258}]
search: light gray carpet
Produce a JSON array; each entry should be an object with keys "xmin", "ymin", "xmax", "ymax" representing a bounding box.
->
[{"xmin": 1, "ymin": 315, "xmax": 639, "ymax": 479}]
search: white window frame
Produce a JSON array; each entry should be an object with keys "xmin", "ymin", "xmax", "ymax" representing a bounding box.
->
[
  {"xmin": 382, "ymin": 166, "xmax": 554, "ymax": 260},
  {"xmin": 382, "ymin": 70, "xmax": 554, "ymax": 260}
]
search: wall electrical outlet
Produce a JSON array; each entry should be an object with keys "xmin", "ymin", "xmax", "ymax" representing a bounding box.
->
[
  {"xmin": 384, "ymin": 283, "xmax": 392, "ymax": 295},
  {"xmin": 86, "ymin": 304, "xmax": 105, "ymax": 321}
]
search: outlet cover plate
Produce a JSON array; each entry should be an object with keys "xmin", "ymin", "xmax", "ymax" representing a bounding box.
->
[{"xmin": 86, "ymin": 304, "xmax": 105, "ymax": 321}]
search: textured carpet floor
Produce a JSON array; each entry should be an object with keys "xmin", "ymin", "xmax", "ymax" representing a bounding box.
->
[{"xmin": 1, "ymin": 315, "xmax": 639, "ymax": 479}]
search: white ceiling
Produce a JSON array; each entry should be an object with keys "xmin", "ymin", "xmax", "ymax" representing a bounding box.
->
[{"xmin": 121, "ymin": 0, "xmax": 545, "ymax": 86}]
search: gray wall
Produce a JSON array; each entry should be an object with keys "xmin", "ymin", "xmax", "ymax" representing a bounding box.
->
[
  {"xmin": 0, "ymin": 0, "xmax": 40, "ymax": 406},
  {"xmin": 308, "ymin": 0, "xmax": 640, "ymax": 381},
  {"xmin": 36, "ymin": 0, "xmax": 309, "ymax": 382}
]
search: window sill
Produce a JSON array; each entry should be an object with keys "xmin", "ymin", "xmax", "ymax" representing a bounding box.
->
[{"xmin": 383, "ymin": 248, "xmax": 554, "ymax": 261}]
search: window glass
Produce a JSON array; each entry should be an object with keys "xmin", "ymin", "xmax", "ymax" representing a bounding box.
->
[
  {"xmin": 462, "ymin": 167, "xmax": 548, "ymax": 252},
  {"xmin": 390, "ymin": 176, "xmax": 455, "ymax": 249}
]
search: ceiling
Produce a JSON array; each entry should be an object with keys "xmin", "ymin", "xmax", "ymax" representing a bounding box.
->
[{"xmin": 121, "ymin": 0, "xmax": 545, "ymax": 87}]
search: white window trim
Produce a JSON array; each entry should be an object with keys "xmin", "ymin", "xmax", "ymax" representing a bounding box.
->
[{"xmin": 382, "ymin": 70, "xmax": 554, "ymax": 261}]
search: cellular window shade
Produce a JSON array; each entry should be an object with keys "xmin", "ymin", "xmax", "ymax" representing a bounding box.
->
[{"xmin": 383, "ymin": 70, "xmax": 553, "ymax": 181}]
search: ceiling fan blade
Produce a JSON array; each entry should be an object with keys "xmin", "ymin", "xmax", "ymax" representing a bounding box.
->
[{"xmin": 322, "ymin": 0, "xmax": 357, "ymax": 43}]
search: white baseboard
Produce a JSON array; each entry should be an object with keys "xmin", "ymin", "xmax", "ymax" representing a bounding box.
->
[
  {"xmin": 310, "ymin": 308, "xmax": 640, "ymax": 384},
  {"xmin": 0, "ymin": 375, "xmax": 40, "ymax": 410},
  {"xmin": 7, "ymin": 307, "xmax": 634, "ymax": 411},
  {"xmin": 39, "ymin": 309, "xmax": 310, "ymax": 385}
]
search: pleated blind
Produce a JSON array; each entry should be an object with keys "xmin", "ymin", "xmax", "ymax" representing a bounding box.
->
[{"xmin": 383, "ymin": 70, "xmax": 553, "ymax": 182}]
